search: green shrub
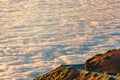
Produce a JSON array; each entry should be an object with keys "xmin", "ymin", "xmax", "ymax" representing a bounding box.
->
[
  {"xmin": 91, "ymin": 73, "xmax": 98, "ymax": 77},
  {"xmin": 116, "ymin": 73, "xmax": 120, "ymax": 77},
  {"xmin": 104, "ymin": 76, "xmax": 115, "ymax": 80},
  {"xmin": 57, "ymin": 67, "xmax": 71, "ymax": 79}
]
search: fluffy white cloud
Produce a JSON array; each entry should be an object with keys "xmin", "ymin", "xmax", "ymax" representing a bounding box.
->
[{"xmin": 0, "ymin": 0, "xmax": 120, "ymax": 79}]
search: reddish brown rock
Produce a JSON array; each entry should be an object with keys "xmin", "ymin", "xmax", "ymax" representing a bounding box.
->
[
  {"xmin": 34, "ymin": 49, "xmax": 120, "ymax": 80},
  {"xmin": 84, "ymin": 49, "xmax": 120, "ymax": 75},
  {"xmin": 34, "ymin": 64, "xmax": 116, "ymax": 80}
]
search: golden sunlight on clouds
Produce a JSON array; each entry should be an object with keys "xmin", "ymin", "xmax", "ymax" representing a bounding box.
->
[
  {"xmin": 90, "ymin": 21, "xmax": 99, "ymax": 26},
  {"xmin": 0, "ymin": 0, "xmax": 120, "ymax": 79},
  {"xmin": 0, "ymin": 0, "xmax": 9, "ymax": 2}
]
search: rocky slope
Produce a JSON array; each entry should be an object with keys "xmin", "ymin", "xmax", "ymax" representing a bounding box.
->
[
  {"xmin": 34, "ymin": 49, "xmax": 120, "ymax": 80},
  {"xmin": 84, "ymin": 49, "xmax": 120, "ymax": 75}
]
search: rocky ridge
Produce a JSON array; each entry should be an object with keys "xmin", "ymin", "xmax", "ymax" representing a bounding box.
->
[{"xmin": 34, "ymin": 49, "xmax": 120, "ymax": 80}]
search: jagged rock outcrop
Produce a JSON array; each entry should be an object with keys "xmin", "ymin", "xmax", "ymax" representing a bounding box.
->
[
  {"xmin": 34, "ymin": 49, "xmax": 120, "ymax": 80},
  {"xmin": 34, "ymin": 64, "xmax": 116, "ymax": 80},
  {"xmin": 84, "ymin": 49, "xmax": 120, "ymax": 75}
]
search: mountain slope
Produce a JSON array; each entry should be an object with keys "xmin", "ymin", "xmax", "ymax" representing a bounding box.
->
[{"xmin": 34, "ymin": 49, "xmax": 120, "ymax": 80}]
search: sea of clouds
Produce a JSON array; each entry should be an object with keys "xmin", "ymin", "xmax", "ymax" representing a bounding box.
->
[{"xmin": 0, "ymin": 0, "xmax": 120, "ymax": 80}]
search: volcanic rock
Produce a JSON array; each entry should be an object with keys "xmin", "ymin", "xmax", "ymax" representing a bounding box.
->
[
  {"xmin": 84, "ymin": 49, "xmax": 120, "ymax": 75},
  {"xmin": 34, "ymin": 49, "xmax": 120, "ymax": 80},
  {"xmin": 34, "ymin": 64, "xmax": 117, "ymax": 80}
]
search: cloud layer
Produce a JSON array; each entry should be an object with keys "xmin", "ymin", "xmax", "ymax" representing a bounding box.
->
[{"xmin": 0, "ymin": 0, "xmax": 120, "ymax": 79}]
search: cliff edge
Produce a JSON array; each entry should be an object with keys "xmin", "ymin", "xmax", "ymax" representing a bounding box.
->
[{"xmin": 34, "ymin": 49, "xmax": 120, "ymax": 80}]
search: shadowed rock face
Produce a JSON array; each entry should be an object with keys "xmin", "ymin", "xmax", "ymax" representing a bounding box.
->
[{"xmin": 84, "ymin": 49, "xmax": 120, "ymax": 75}]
